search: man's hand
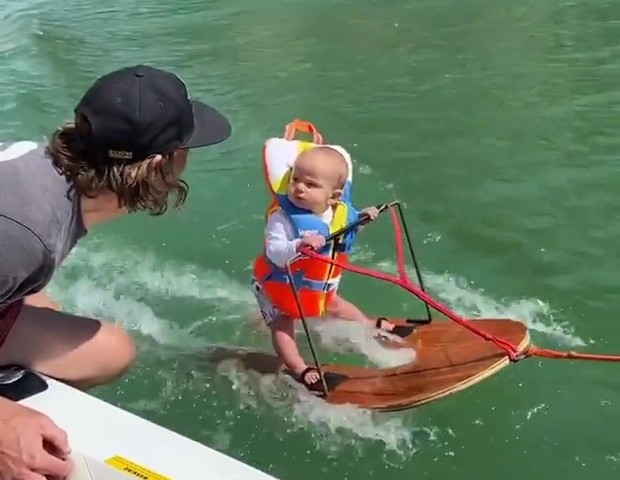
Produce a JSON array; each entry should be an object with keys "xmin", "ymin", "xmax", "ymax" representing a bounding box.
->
[{"xmin": 0, "ymin": 397, "xmax": 72, "ymax": 479}]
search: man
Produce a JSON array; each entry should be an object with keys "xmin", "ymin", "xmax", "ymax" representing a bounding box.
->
[{"xmin": 0, "ymin": 65, "xmax": 232, "ymax": 479}]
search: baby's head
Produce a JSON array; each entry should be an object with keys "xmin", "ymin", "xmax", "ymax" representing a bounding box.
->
[{"xmin": 288, "ymin": 145, "xmax": 349, "ymax": 214}]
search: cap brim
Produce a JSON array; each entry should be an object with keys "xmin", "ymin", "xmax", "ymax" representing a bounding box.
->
[{"xmin": 183, "ymin": 100, "xmax": 232, "ymax": 149}]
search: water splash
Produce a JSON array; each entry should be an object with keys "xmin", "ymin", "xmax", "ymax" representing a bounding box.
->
[
  {"xmin": 309, "ymin": 319, "xmax": 415, "ymax": 367},
  {"xmin": 46, "ymin": 241, "xmax": 256, "ymax": 348},
  {"xmin": 215, "ymin": 359, "xmax": 421, "ymax": 459},
  {"xmin": 374, "ymin": 260, "xmax": 587, "ymax": 347}
]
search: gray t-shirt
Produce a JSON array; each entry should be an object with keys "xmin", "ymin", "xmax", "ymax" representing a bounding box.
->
[{"xmin": 0, "ymin": 141, "xmax": 86, "ymax": 306}]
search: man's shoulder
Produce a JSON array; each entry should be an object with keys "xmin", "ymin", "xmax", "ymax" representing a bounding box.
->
[{"xmin": 0, "ymin": 139, "xmax": 83, "ymax": 267}]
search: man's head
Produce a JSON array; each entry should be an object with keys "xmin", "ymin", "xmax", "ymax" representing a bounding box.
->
[
  {"xmin": 287, "ymin": 145, "xmax": 349, "ymax": 214},
  {"xmin": 47, "ymin": 65, "xmax": 232, "ymax": 215}
]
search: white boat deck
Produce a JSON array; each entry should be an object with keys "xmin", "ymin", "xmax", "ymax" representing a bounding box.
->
[{"xmin": 19, "ymin": 376, "xmax": 279, "ymax": 480}]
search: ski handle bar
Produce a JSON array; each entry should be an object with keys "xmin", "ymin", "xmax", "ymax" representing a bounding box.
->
[{"xmin": 286, "ymin": 201, "xmax": 398, "ymax": 266}]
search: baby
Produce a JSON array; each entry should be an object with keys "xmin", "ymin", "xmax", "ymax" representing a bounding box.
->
[{"xmin": 251, "ymin": 145, "xmax": 394, "ymax": 390}]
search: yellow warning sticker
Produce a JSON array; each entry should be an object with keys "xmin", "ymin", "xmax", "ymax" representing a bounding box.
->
[{"xmin": 105, "ymin": 455, "xmax": 171, "ymax": 480}]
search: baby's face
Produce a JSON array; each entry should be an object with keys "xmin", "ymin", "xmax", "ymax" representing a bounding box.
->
[{"xmin": 287, "ymin": 148, "xmax": 346, "ymax": 214}]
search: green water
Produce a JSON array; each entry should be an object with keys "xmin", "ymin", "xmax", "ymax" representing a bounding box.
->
[{"xmin": 3, "ymin": 0, "xmax": 620, "ymax": 478}]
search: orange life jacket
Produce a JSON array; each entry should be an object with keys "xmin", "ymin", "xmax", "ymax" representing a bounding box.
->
[{"xmin": 251, "ymin": 120, "xmax": 359, "ymax": 319}]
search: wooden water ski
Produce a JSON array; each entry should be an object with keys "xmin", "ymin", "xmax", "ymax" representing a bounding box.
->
[{"xmin": 210, "ymin": 317, "xmax": 530, "ymax": 412}]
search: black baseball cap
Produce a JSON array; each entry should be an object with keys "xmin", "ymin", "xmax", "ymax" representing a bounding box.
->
[{"xmin": 74, "ymin": 64, "xmax": 232, "ymax": 163}]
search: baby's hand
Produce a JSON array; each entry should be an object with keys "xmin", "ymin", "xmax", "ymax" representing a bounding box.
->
[
  {"xmin": 298, "ymin": 234, "xmax": 326, "ymax": 251},
  {"xmin": 360, "ymin": 206, "xmax": 380, "ymax": 221}
]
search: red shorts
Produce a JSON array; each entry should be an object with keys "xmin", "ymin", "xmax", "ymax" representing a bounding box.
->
[{"xmin": 0, "ymin": 301, "xmax": 23, "ymax": 350}]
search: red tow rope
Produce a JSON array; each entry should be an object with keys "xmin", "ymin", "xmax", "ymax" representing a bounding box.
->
[{"xmin": 298, "ymin": 205, "xmax": 620, "ymax": 364}]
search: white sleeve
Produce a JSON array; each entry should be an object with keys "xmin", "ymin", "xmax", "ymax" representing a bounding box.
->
[{"xmin": 265, "ymin": 210, "xmax": 301, "ymax": 268}]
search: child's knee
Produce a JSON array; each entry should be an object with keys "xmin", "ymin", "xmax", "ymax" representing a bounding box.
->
[{"xmin": 326, "ymin": 295, "xmax": 346, "ymax": 314}]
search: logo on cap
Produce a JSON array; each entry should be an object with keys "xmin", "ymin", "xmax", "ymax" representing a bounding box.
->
[{"xmin": 108, "ymin": 149, "xmax": 133, "ymax": 160}]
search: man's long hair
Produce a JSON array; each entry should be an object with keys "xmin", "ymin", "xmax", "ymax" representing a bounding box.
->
[{"xmin": 46, "ymin": 115, "xmax": 188, "ymax": 216}]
